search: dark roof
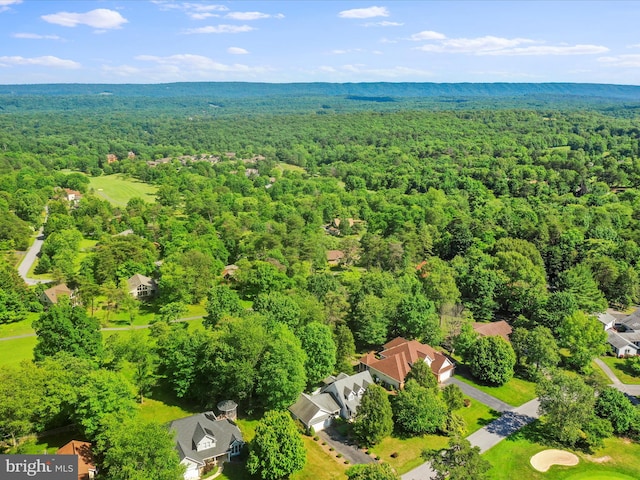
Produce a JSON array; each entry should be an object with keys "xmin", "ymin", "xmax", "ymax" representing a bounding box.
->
[{"xmin": 169, "ymin": 413, "xmax": 243, "ymax": 466}]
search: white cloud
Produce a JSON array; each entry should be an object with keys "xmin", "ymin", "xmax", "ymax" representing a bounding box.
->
[
  {"xmin": 0, "ymin": 0, "xmax": 21, "ymax": 13},
  {"xmin": 362, "ymin": 20, "xmax": 403, "ymax": 27},
  {"xmin": 330, "ymin": 48, "xmax": 363, "ymax": 55},
  {"xmin": 317, "ymin": 64, "xmax": 432, "ymax": 78},
  {"xmin": 410, "ymin": 30, "xmax": 446, "ymax": 41},
  {"xmin": 190, "ymin": 12, "xmax": 219, "ymax": 20},
  {"xmin": 417, "ymin": 35, "xmax": 534, "ymax": 53},
  {"xmin": 183, "ymin": 24, "xmax": 254, "ymax": 34},
  {"xmin": 0, "ymin": 55, "xmax": 80, "ymax": 69},
  {"xmin": 12, "ymin": 32, "xmax": 62, "ymax": 40},
  {"xmin": 121, "ymin": 53, "xmax": 269, "ymax": 81},
  {"xmin": 226, "ymin": 11, "xmax": 275, "ymax": 21},
  {"xmin": 627, "ymin": 44, "xmax": 640, "ymax": 49},
  {"xmin": 413, "ymin": 32, "xmax": 608, "ymax": 57},
  {"xmin": 135, "ymin": 53, "xmax": 266, "ymax": 73},
  {"xmin": 598, "ymin": 54, "xmax": 640, "ymax": 67},
  {"xmin": 41, "ymin": 9, "xmax": 128, "ymax": 29},
  {"xmin": 482, "ymin": 44, "xmax": 609, "ymax": 56},
  {"xmin": 338, "ymin": 6, "xmax": 389, "ymax": 19},
  {"xmin": 228, "ymin": 47, "xmax": 249, "ymax": 55}
]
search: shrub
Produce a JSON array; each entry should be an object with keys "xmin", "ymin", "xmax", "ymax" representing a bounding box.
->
[
  {"xmin": 337, "ymin": 453, "xmax": 343, "ymax": 458},
  {"xmin": 329, "ymin": 447, "xmax": 335, "ymax": 451},
  {"xmin": 390, "ymin": 452, "xmax": 399, "ymax": 458},
  {"xmin": 463, "ymin": 398, "xmax": 471, "ymax": 407},
  {"xmin": 313, "ymin": 436, "xmax": 319, "ymax": 441}
]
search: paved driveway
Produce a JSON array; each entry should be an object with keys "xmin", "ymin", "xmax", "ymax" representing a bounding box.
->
[
  {"xmin": 443, "ymin": 377, "xmax": 512, "ymax": 412},
  {"xmin": 317, "ymin": 426, "xmax": 373, "ymax": 465}
]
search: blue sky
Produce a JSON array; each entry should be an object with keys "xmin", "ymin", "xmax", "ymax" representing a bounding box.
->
[{"xmin": 1, "ymin": 0, "xmax": 639, "ymax": 85}]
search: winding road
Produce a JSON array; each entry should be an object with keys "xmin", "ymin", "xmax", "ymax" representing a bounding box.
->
[{"xmin": 17, "ymin": 224, "xmax": 49, "ymax": 286}]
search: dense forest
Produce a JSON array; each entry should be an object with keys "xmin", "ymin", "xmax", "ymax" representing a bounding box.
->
[{"xmin": 1, "ymin": 83, "xmax": 640, "ymax": 479}]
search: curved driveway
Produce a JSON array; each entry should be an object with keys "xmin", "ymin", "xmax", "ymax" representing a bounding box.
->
[{"xmin": 17, "ymin": 224, "xmax": 50, "ymax": 286}]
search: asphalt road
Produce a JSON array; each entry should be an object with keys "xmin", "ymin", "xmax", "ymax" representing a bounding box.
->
[{"xmin": 17, "ymin": 226, "xmax": 48, "ymax": 285}]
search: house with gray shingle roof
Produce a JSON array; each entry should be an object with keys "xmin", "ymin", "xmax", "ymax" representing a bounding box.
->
[
  {"xmin": 127, "ymin": 273, "xmax": 157, "ymax": 298},
  {"xmin": 598, "ymin": 311, "xmax": 640, "ymax": 357},
  {"xmin": 288, "ymin": 371, "xmax": 373, "ymax": 431},
  {"xmin": 288, "ymin": 392, "xmax": 340, "ymax": 433},
  {"xmin": 320, "ymin": 371, "xmax": 373, "ymax": 420},
  {"xmin": 169, "ymin": 412, "xmax": 244, "ymax": 480}
]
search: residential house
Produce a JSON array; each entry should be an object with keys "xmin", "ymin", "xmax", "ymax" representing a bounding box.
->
[
  {"xmin": 599, "ymin": 311, "xmax": 640, "ymax": 357},
  {"xmin": 326, "ymin": 250, "xmax": 345, "ymax": 267},
  {"xmin": 320, "ymin": 371, "xmax": 373, "ymax": 420},
  {"xmin": 472, "ymin": 320, "xmax": 513, "ymax": 342},
  {"xmin": 41, "ymin": 283, "xmax": 73, "ymax": 306},
  {"xmin": 106, "ymin": 154, "xmax": 118, "ymax": 164},
  {"xmin": 288, "ymin": 392, "xmax": 341, "ymax": 432},
  {"xmin": 360, "ymin": 337, "xmax": 455, "ymax": 389},
  {"xmin": 170, "ymin": 412, "xmax": 244, "ymax": 480},
  {"xmin": 127, "ymin": 273, "xmax": 157, "ymax": 298},
  {"xmin": 64, "ymin": 188, "xmax": 83, "ymax": 205},
  {"xmin": 288, "ymin": 371, "xmax": 373, "ymax": 432},
  {"xmin": 56, "ymin": 440, "xmax": 97, "ymax": 480}
]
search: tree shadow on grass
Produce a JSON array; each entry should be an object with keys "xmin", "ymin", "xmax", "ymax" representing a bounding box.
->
[
  {"xmin": 505, "ymin": 419, "xmax": 547, "ymax": 444},
  {"xmin": 147, "ymin": 384, "xmax": 201, "ymax": 415},
  {"xmin": 476, "ymin": 409, "xmax": 502, "ymax": 426}
]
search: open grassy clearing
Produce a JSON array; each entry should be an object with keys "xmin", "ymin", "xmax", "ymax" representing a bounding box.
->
[
  {"xmin": 369, "ymin": 396, "xmax": 498, "ymax": 474},
  {"xmin": 0, "ymin": 336, "xmax": 37, "ymax": 366},
  {"xmin": 12, "ymin": 430, "xmax": 80, "ymax": 455},
  {"xmin": 0, "ymin": 312, "xmax": 38, "ymax": 338},
  {"xmin": 88, "ymin": 174, "xmax": 157, "ymax": 207},
  {"xmin": 454, "ymin": 364, "xmax": 538, "ymax": 407},
  {"xmin": 599, "ymin": 356, "xmax": 640, "ymax": 385},
  {"xmin": 483, "ymin": 422, "xmax": 640, "ymax": 480}
]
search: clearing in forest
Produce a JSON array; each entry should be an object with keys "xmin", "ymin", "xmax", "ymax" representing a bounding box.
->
[{"xmin": 88, "ymin": 174, "xmax": 157, "ymax": 206}]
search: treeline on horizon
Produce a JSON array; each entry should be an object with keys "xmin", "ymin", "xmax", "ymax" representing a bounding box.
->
[{"xmin": 1, "ymin": 82, "xmax": 640, "ymax": 115}]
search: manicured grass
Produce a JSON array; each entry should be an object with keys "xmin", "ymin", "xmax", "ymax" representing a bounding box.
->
[
  {"xmin": 0, "ymin": 313, "xmax": 38, "ymax": 338},
  {"xmin": 13, "ymin": 430, "xmax": 80, "ymax": 455},
  {"xmin": 292, "ymin": 436, "xmax": 349, "ymax": 480},
  {"xmin": 218, "ymin": 429, "xmax": 347, "ymax": 480},
  {"xmin": 88, "ymin": 174, "xmax": 157, "ymax": 207},
  {"xmin": 589, "ymin": 360, "xmax": 614, "ymax": 387},
  {"xmin": 484, "ymin": 422, "xmax": 640, "ymax": 480},
  {"xmin": 454, "ymin": 364, "xmax": 537, "ymax": 407},
  {"xmin": 369, "ymin": 433, "xmax": 447, "ymax": 474},
  {"xmin": 0, "ymin": 336, "xmax": 37, "ymax": 366},
  {"xmin": 139, "ymin": 395, "xmax": 200, "ymax": 424},
  {"xmin": 92, "ymin": 300, "xmax": 206, "ymax": 328},
  {"xmin": 368, "ymin": 396, "xmax": 499, "ymax": 475},
  {"xmin": 599, "ymin": 356, "xmax": 640, "ymax": 385},
  {"xmin": 459, "ymin": 396, "xmax": 501, "ymax": 434}
]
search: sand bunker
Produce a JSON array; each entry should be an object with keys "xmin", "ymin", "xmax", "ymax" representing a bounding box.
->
[{"xmin": 530, "ymin": 449, "xmax": 579, "ymax": 472}]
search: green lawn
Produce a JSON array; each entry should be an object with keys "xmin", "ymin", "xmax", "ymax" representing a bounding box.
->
[
  {"xmin": 219, "ymin": 428, "xmax": 347, "ymax": 480},
  {"xmin": 88, "ymin": 174, "xmax": 157, "ymax": 207},
  {"xmin": 0, "ymin": 336, "xmax": 37, "ymax": 366},
  {"xmin": 484, "ymin": 422, "xmax": 640, "ymax": 480},
  {"xmin": 0, "ymin": 313, "xmax": 38, "ymax": 338},
  {"xmin": 599, "ymin": 356, "xmax": 640, "ymax": 385},
  {"xmin": 454, "ymin": 364, "xmax": 538, "ymax": 407},
  {"xmin": 12, "ymin": 430, "xmax": 80, "ymax": 455},
  {"xmin": 369, "ymin": 396, "xmax": 498, "ymax": 475}
]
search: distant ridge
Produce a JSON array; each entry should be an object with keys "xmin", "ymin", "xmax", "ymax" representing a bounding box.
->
[{"xmin": 1, "ymin": 82, "xmax": 640, "ymax": 100}]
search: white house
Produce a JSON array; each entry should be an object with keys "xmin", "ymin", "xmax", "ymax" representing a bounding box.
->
[
  {"xmin": 320, "ymin": 371, "xmax": 373, "ymax": 420},
  {"xmin": 127, "ymin": 273, "xmax": 157, "ymax": 298},
  {"xmin": 598, "ymin": 312, "xmax": 640, "ymax": 357}
]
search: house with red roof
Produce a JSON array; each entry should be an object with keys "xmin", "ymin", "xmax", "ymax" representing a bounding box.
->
[
  {"xmin": 359, "ymin": 337, "xmax": 455, "ymax": 389},
  {"xmin": 472, "ymin": 320, "xmax": 513, "ymax": 342},
  {"xmin": 56, "ymin": 440, "xmax": 97, "ymax": 480}
]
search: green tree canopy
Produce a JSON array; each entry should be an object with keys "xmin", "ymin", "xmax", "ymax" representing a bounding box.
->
[
  {"xmin": 247, "ymin": 410, "xmax": 306, "ymax": 480},
  {"xmin": 353, "ymin": 384, "xmax": 394, "ymax": 446},
  {"xmin": 468, "ymin": 336, "xmax": 516, "ymax": 386}
]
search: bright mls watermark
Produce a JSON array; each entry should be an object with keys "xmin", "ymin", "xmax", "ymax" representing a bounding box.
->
[{"xmin": 0, "ymin": 455, "xmax": 77, "ymax": 479}]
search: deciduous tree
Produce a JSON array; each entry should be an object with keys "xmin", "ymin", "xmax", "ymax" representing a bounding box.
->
[
  {"xmin": 353, "ymin": 384, "xmax": 393, "ymax": 446},
  {"xmin": 247, "ymin": 410, "xmax": 306, "ymax": 480}
]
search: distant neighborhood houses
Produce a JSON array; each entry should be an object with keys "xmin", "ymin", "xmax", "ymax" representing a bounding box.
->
[
  {"xmin": 360, "ymin": 337, "xmax": 455, "ymax": 389},
  {"xmin": 599, "ymin": 310, "xmax": 640, "ymax": 357}
]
